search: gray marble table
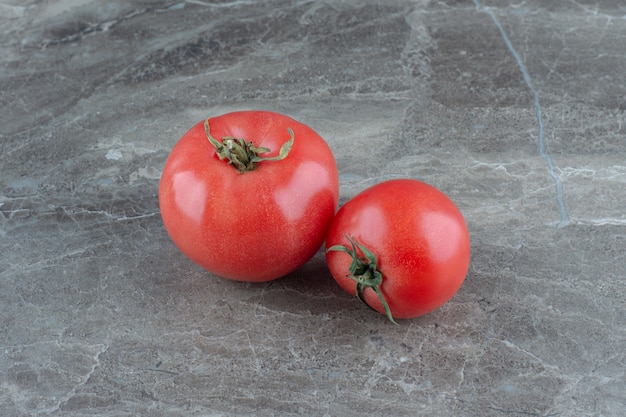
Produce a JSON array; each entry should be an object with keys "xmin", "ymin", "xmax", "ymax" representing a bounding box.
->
[{"xmin": 1, "ymin": 1, "xmax": 624, "ymax": 416}]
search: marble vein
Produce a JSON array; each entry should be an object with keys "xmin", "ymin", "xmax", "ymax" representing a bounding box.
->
[{"xmin": 473, "ymin": 0, "xmax": 570, "ymax": 228}]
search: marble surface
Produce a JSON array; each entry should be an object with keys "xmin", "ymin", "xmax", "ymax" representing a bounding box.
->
[{"xmin": 1, "ymin": 0, "xmax": 625, "ymax": 416}]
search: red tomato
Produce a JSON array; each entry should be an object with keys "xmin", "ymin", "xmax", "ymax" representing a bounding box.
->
[
  {"xmin": 159, "ymin": 111, "xmax": 339, "ymax": 282},
  {"xmin": 325, "ymin": 179, "xmax": 470, "ymax": 323}
]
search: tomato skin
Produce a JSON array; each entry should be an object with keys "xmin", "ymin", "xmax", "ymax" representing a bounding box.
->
[
  {"xmin": 325, "ymin": 179, "xmax": 470, "ymax": 319},
  {"xmin": 159, "ymin": 111, "xmax": 339, "ymax": 282}
]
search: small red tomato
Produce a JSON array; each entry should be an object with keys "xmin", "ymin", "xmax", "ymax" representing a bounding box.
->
[
  {"xmin": 325, "ymin": 179, "xmax": 470, "ymax": 323},
  {"xmin": 159, "ymin": 111, "xmax": 339, "ymax": 282}
]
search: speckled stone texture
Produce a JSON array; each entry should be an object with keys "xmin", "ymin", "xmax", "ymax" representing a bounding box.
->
[{"xmin": 1, "ymin": 1, "xmax": 625, "ymax": 416}]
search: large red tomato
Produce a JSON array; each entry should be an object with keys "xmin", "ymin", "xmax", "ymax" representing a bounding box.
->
[
  {"xmin": 325, "ymin": 179, "xmax": 470, "ymax": 323},
  {"xmin": 159, "ymin": 111, "xmax": 339, "ymax": 282}
]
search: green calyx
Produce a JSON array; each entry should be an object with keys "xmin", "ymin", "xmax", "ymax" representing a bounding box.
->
[
  {"xmin": 204, "ymin": 118, "xmax": 294, "ymax": 173},
  {"xmin": 327, "ymin": 235, "xmax": 398, "ymax": 325}
]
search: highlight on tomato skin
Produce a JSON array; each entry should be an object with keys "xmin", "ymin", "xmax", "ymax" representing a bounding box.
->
[
  {"xmin": 325, "ymin": 179, "xmax": 471, "ymax": 323},
  {"xmin": 158, "ymin": 110, "xmax": 339, "ymax": 282}
]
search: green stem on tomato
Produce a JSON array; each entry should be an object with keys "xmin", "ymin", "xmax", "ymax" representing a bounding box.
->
[
  {"xmin": 327, "ymin": 235, "xmax": 399, "ymax": 325},
  {"xmin": 204, "ymin": 118, "xmax": 294, "ymax": 173}
]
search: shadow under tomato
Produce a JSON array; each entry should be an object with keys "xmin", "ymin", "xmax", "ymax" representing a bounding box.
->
[{"xmin": 244, "ymin": 249, "xmax": 356, "ymax": 316}]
